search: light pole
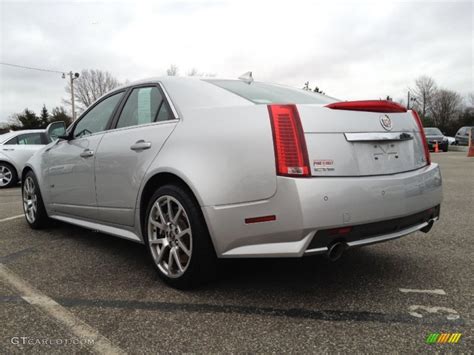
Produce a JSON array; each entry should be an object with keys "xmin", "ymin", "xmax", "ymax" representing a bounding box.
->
[
  {"xmin": 63, "ymin": 72, "xmax": 80, "ymax": 121},
  {"xmin": 407, "ymin": 91, "xmax": 417, "ymax": 110}
]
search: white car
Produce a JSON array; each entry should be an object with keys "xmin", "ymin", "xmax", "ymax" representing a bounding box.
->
[
  {"xmin": 22, "ymin": 77, "xmax": 442, "ymax": 288},
  {"xmin": 0, "ymin": 122, "xmax": 65, "ymax": 188}
]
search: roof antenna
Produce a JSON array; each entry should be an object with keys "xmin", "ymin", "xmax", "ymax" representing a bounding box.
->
[{"xmin": 238, "ymin": 71, "xmax": 253, "ymax": 84}]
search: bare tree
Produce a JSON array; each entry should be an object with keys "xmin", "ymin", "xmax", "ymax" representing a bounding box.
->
[
  {"xmin": 64, "ymin": 69, "xmax": 121, "ymax": 112},
  {"xmin": 166, "ymin": 65, "xmax": 179, "ymax": 76},
  {"xmin": 430, "ymin": 89, "xmax": 463, "ymax": 130},
  {"xmin": 411, "ymin": 76, "xmax": 437, "ymax": 120}
]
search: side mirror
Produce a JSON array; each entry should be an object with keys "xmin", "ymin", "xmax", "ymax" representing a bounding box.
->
[{"xmin": 46, "ymin": 121, "xmax": 67, "ymax": 141}]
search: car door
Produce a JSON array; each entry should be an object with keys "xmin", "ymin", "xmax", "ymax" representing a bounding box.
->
[
  {"xmin": 94, "ymin": 84, "xmax": 178, "ymax": 226},
  {"xmin": 2, "ymin": 132, "xmax": 46, "ymax": 172},
  {"xmin": 44, "ymin": 91, "xmax": 124, "ymax": 219}
]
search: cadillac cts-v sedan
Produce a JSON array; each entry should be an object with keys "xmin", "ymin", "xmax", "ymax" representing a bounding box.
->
[{"xmin": 22, "ymin": 77, "xmax": 442, "ymax": 288}]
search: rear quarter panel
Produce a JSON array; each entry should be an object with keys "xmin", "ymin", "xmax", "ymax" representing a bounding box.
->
[{"xmin": 144, "ymin": 105, "xmax": 277, "ymax": 206}]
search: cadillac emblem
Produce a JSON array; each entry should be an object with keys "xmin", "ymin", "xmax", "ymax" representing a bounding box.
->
[{"xmin": 380, "ymin": 114, "xmax": 393, "ymax": 131}]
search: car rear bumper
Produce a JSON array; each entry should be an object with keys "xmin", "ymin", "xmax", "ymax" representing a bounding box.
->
[{"xmin": 202, "ymin": 163, "xmax": 443, "ymax": 258}]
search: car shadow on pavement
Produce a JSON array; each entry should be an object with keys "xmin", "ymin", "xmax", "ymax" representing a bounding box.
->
[{"xmin": 46, "ymin": 221, "xmax": 413, "ymax": 297}]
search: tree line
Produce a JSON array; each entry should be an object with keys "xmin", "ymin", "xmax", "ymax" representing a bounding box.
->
[{"xmin": 404, "ymin": 76, "xmax": 473, "ymax": 136}]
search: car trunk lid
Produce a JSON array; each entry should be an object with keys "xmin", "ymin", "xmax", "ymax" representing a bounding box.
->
[{"xmin": 296, "ymin": 101, "xmax": 429, "ymax": 176}]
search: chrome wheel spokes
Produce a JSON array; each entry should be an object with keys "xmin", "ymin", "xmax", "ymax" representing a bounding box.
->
[
  {"xmin": 23, "ymin": 177, "xmax": 38, "ymax": 223},
  {"xmin": 0, "ymin": 166, "xmax": 13, "ymax": 187},
  {"xmin": 148, "ymin": 195, "xmax": 192, "ymax": 278}
]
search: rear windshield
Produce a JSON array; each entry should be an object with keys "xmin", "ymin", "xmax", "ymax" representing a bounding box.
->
[
  {"xmin": 205, "ymin": 80, "xmax": 338, "ymax": 105},
  {"xmin": 424, "ymin": 128, "xmax": 442, "ymax": 135}
]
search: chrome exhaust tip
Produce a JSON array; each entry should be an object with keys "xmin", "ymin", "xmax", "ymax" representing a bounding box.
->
[
  {"xmin": 420, "ymin": 220, "xmax": 434, "ymax": 233},
  {"xmin": 326, "ymin": 242, "xmax": 346, "ymax": 262}
]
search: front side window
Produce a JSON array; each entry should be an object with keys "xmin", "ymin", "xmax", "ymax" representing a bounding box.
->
[
  {"xmin": 17, "ymin": 133, "xmax": 43, "ymax": 145},
  {"xmin": 116, "ymin": 86, "xmax": 171, "ymax": 129},
  {"xmin": 74, "ymin": 92, "xmax": 123, "ymax": 138},
  {"xmin": 4, "ymin": 136, "xmax": 18, "ymax": 145}
]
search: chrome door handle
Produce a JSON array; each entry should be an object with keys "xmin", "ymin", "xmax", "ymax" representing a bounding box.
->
[
  {"xmin": 130, "ymin": 140, "xmax": 152, "ymax": 151},
  {"xmin": 2, "ymin": 148, "xmax": 14, "ymax": 151},
  {"xmin": 80, "ymin": 149, "xmax": 94, "ymax": 158}
]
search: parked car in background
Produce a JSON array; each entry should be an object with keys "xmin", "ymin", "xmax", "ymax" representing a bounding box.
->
[
  {"xmin": 445, "ymin": 136, "xmax": 456, "ymax": 145},
  {"xmin": 0, "ymin": 122, "xmax": 65, "ymax": 188},
  {"xmin": 22, "ymin": 77, "xmax": 442, "ymax": 289},
  {"xmin": 424, "ymin": 127, "xmax": 449, "ymax": 152},
  {"xmin": 455, "ymin": 126, "xmax": 473, "ymax": 146}
]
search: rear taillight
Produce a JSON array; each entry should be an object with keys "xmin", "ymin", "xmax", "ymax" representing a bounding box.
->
[
  {"xmin": 326, "ymin": 100, "xmax": 407, "ymax": 113},
  {"xmin": 268, "ymin": 104, "xmax": 310, "ymax": 177},
  {"xmin": 411, "ymin": 110, "xmax": 431, "ymax": 165}
]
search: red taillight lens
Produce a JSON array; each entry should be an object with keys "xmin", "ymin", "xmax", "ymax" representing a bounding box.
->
[
  {"xmin": 268, "ymin": 104, "xmax": 310, "ymax": 177},
  {"xmin": 325, "ymin": 100, "xmax": 407, "ymax": 113},
  {"xmin": 411, "ymin": 110, "xmax": 431, "ymax": 165}
]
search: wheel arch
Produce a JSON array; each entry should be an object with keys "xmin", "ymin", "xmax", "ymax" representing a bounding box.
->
[{"xmin": 138, "ymin": 170, "xmax": 206, "ymax": 236}]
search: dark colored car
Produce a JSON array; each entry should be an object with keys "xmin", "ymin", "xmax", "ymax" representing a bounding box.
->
[
  {"xmin": 424, "ymin": 127, "xmax": 448, "ymax": 152},
  {"xmin": 455, "ymin": 126, "xmax": 473, "ymax": 146}
]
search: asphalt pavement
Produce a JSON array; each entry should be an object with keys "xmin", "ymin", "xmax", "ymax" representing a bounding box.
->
[{"xmin": 0, "ymin": 152, "xmax": 472, "ymax": 353}]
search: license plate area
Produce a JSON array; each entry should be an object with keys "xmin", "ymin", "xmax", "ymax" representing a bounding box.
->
[{"xmin": 353, "ymin": 141, "xmax": 415, "ymax": 175}]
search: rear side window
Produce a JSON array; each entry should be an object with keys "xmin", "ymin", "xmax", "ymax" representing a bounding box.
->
[
  {"xmin": 116, "ymin": 86, "xmax": 171, "ymax": 129},
  {"xmin": 206, "ymin": 80, "xmax": 337, "ymax": 105}
]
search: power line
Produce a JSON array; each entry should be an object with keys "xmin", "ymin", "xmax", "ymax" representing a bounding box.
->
[{"xmin": 0, "ymin": 62, "xmax": 65, "ymax": 74}]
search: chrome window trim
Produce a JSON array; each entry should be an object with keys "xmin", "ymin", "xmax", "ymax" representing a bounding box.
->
[{"xmin": 104, "ymin": 119, "xmax": 179, "ymax": 134}]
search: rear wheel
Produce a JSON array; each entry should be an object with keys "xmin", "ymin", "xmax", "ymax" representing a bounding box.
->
[
  {"xmin": 22, "ymin": 171, "xmax": 50, "ymax": 229},
  {"xmin": 0, "ymin": 162, "xmax": 17, "ymax": 188},
  {"xmin": 144, "ymin": 184, "xmax": 216, "ymax": 289}
]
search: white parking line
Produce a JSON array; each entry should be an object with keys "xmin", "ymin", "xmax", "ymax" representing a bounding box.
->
[
  {"xmin": 399, "ymin": 288, "xmax": 447, "ymax": 295},
  {"xmin": 0, "ymin": 215, "xmax": 24, "ymax": 223},
  {"xmin": 0, "ymin": 264, "xmax": 125, "ymax": 355}
]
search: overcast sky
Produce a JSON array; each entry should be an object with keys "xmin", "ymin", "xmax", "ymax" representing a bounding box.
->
[{"xmin": 0, "ymin": 0, "xmax": 472, "ymax": 122}]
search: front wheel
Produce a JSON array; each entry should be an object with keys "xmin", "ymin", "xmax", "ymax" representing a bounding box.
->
[
  {"xmin": 144, "ymin": 184, "xmax": 216, "ymax": 289},
  {"xmin": 22, "ymin": 171, "xmax": 50, "ymax": 229}
]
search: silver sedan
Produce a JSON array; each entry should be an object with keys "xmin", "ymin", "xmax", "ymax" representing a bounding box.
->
[{"xmin": 22, "ymin": 77, "xmax": 443, "ymax": 288}]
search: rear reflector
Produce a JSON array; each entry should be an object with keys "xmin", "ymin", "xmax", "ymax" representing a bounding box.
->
[
  {"xmin": 326, "ymin": 100, "xmax": 407, "ymax": 113},
  {"xmin": 411, "ymin": 110, "xmax": 431, "ymax": 165},
  {"xmin": 268, "ymin": 104, "xmax": 310, "ymax": 177},
  {"xmin": 245, "ymin": 215, "xmax": 276, "ymax": 224}
]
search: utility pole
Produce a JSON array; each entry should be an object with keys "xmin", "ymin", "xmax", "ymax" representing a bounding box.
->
[
  {"xmin": 65, "ymin": 72, "xmax": 80, "ymax": 121},
  {"xmin": 407, "ymin": 91, "xmax": 416, "ymax": 110}
]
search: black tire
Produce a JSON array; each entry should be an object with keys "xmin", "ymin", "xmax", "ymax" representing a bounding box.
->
[
  {"xmin": 144, "ymin": 184, "xmax": 217, "ymax": 289},
  {"xmin": 0, "ymin": 162, "xmax": 18, "ymax": 188},
  {"xmin": 442, "ymin": 144, "xmax": 448, "ymax": 152},
  {"xmin": 22, "ymin": 171, "xmax": 50, "ymax": 229}
]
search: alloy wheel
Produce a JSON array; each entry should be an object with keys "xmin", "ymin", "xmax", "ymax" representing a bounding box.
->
[
  {"xmin": 23, "ymin": 176, "xmax": 38, "ymax": 223},
  {"xmin": 147, "ymin": 195, "xmax": 193, "ymax": 278},
  {"xmin": 0, "ymin": 165, "xmax": 13, "ymax": 187}
]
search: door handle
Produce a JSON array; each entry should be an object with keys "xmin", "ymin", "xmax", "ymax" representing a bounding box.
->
[
  {"xmin": 2, "ymin": 148, "xmax": 14, "ymax": 151},
  {"xmin": 130, "ymin": 140, "xmax": 152, "ymax": 151},
  {"xmin": 80, "ymin": 149, "xmax": 94, "ymax": 158}
]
